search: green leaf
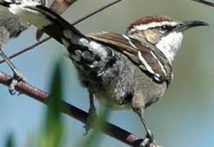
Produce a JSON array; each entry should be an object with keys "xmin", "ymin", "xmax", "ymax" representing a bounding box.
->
[
  {"xmin": 40, "ymin": 60, "xmax": 65, "ymax": 147},
  {"xmin": 5, "ymin": 133, "xmax": 15, "ymax": 147}
]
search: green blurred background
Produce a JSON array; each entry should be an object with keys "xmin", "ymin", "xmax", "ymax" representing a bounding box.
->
[{"xmin": 0, "ymin": 0, "xmax": 213, "ymax": 146}]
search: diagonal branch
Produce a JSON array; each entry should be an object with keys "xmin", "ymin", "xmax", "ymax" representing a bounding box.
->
[
  {"xmin": 0, "ymin": 71, "xmax": 144, "ymax": 147},
  {"xmin": 0, "ymin": 37, "xmax": 50, "ymax": 64},
  {"xmin": 192, "ymin": 0, "xmax": 214, "ymax": 7}
]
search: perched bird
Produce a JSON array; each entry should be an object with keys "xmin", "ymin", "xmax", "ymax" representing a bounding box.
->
[
  {"xmin": 1, "ymin": 1, "xmax": 208, "ymax": 146},
  {"xmin": 0, "ymin": 5, "xmax": 29, "ymax": 94},
  {"xmin": 0, "ymin": 0, "xmax": 47, "ymax": 94}
]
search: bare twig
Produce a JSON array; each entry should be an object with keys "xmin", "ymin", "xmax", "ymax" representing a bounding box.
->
[
  {"xmin": 73, "ymin": 0, "xmax": 123, "ymax": 25},
  {"xmin": 0, "ymin": 0, "xmax": 123, "ymax": 64},
  {"xmin": 192, "ymin": 0, "xmax": 214, "ymax": 7},
  {"xmin": 0, "ymin": 71, "xmax": 145, "ymax": 147},
  {"xmin": 0, "ymin": 37, "xmax": 50, "ymax": 64}
]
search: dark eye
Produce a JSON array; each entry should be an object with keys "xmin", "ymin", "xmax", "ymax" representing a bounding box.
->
[
  {"xmin": 160, "ymin": 25, "xmax": 168, "ymax": 31},
  {"xmin": 159, "ymin": 25, "xmax": 174, "ymax": 33}
]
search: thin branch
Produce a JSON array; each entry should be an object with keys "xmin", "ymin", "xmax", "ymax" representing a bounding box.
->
[
  {"xmin": 0, "ymin": 71, "xmax": 145, "ymax": 147},
  {"xmin": 0, "ymin": 0, "xmax": 123, "ymax": 64},
  {"xmin": 73, "ymin": 0, "xmax": 123, "ymax": 25},
  {"xmin": 0, "ymin": 37, "xmax": 50, "ymax": 64},
  {"xmin": 192, "ymin": 0, "xmax": 214, "ymax": 7}
]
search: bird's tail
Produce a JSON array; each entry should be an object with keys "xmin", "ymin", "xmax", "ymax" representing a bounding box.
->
[
  {"xmin": 0, "ymin": 0, "xmax": 85, "ymax": 44},
  {"xmin": 1, "ymin": 1, "xmax": 112, "ymax": 70}
]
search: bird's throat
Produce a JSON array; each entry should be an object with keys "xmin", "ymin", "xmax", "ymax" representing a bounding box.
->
[{"xmin": 156, "ymin": 32, "xmax": 183, "ymax": 63}]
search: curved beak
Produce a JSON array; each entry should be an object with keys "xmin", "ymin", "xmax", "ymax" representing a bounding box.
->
[{"xmin": 175, "ymin": 20, "xmax": 208, "ymax": 32}]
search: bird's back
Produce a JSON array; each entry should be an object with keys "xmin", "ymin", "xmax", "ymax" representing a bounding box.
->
[{"xmin": 0, "ymin": 6, "xmax": 29, "ymax": 40}]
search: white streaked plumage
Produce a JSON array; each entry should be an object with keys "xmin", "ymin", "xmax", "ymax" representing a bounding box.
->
[
  {"xmin": 122, "ymin": 34, "xmax": 137, "ymax": 48},
  {"xmin": 150, "ymin": 51, "xmax": 167, "ymax": 75},
  {"xmin": 138, "ymin": 51, "xmax": 155, "ymax": 74},
  {"xmin": 79, "ymin": 38, "xmax": 108, "ymax": 60}
]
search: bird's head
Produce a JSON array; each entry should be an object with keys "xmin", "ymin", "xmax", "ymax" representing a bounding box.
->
[{"xmin": 127, "ymin": 15, "xmax": 208, "ymax": 62}]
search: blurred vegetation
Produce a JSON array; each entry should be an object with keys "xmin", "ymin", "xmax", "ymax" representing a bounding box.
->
[
  {"xmin": 5, "ymin": 134, "xmax": 14, "ymax": 147},
  {"xmin": 39, "ymin": 61, "xmax": 64, "ymax": 147}
]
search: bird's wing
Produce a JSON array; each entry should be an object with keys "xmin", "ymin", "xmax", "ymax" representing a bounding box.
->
[{"xmin": 87, "ymin": 32, "xmax": 173, "ymax": 84}]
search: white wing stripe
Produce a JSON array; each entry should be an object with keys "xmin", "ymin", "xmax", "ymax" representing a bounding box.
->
[
  {"xmin": 150, "ymin": 51, "xmax": 167, "ymax": 75},
  {"xmin": 122, "ymin": 35, "xmax": 137, "ymax": 48},
  {"xmin": 138, "ymin": 51, "xmax": 155, "ymax": 74}
]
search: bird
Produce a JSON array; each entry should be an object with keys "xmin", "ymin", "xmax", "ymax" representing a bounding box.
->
[
  {"xmin": 0, "ymin": 0, "xmax": 47, "ymax": 94},
  {"xmin": 0, "ymin": 5, "xmax": 29, "ymax": 94},
  {"xmin": 0, "ymin": 1, "xmax": 208, "ymax": 146}
]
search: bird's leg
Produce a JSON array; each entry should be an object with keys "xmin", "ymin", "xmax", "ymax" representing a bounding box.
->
[
  {"xmin": 0, "ymin": 48, "xmax": 26, "ymax": 95},
  {"xmin": 134, "ymin": 109, "xmax": 154, "ymax": 147},
  {"xmin": 84, "ymin": 89, "xmax": 97, "ymax": 135}
]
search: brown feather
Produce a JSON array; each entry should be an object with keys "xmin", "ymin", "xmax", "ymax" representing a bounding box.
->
[{"xmin": 87, "ymin": 32, "xmax": 173, "ymax": 84}]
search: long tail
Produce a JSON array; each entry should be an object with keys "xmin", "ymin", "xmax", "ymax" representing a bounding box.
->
[
  {"xmin": 12, "ymin": 3, "xmax": 85, "ymax": 45},
  {"xmin": 1, "ymin": 1, "xmax": 112, "ymax": 68}
]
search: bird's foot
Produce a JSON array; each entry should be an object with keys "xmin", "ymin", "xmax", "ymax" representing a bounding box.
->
[
  {"xmin": 141, "ymin": 133, "xmax": 153, "ymax": 146},
  {"xmin": 0, "ymin": 49, "xmax": 27, "ymax": 95},
  {"xmin": 83, "ymin": 105, "xmax": 97, "ymax": 135},
  {"xmin": 138, "ymin": 134, "xmax": 161, "ymax": 147},
  {"xmin": 9, "ymin": 71, "xmax": 27, "ymax": 95}
]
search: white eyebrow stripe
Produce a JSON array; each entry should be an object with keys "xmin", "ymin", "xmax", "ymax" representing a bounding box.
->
[{"xmin": 128, "ymin": 21, "xmax": 178, "ymax": 33}]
